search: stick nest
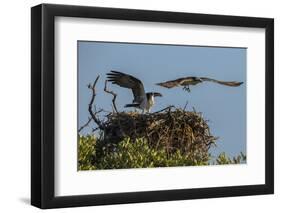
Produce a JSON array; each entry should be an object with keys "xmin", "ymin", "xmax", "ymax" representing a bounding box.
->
[{"xmin": 102, "ymin": 108, "xmax": 217, "ymax": 161}]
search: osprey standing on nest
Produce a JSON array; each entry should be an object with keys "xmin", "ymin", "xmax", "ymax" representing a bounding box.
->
[
  {"xmin": 107, "ymin": 71, "xmax": 162, "ymax": 113},
  {"xmin": 156, "ymin": 76, "xmax": 243, "ymax": 92}
]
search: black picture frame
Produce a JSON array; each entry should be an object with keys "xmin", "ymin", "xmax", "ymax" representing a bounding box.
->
[{"xmin": 31, "ymin": 3, "xmax": 274, "ymax": 209}]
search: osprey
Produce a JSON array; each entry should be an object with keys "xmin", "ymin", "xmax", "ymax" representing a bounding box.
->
[
  {"xmin": 156, "ymin": 76, "xmax": 243, "ymax": 92},
  {"xmin": 107, "ymin": 71, "xmax": 162, "ymax": 113}
]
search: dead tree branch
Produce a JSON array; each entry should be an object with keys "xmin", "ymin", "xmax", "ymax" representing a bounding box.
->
[
  {"xmin": 78, "ymin": 109, "xmax": 103, "ymax": 133},
  {"xmin": 88, "ymin": 75, "xmax": 105, "ymax": 130},
  {"xmin": 104, "ymin": 80, "xmax": 119, "ymax": 113},
  {"xmin": 78, "ymin": 117, "xmax": 92, "ymax": 133}
]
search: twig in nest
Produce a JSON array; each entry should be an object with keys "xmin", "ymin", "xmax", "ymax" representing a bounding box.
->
[
  {"xmin": 153, "ymin": 105, "xmax": 175, "ymax": 114},
  {"xmin": 104, "ymin": 80, "xmax": 118, "ymax": 113},
  {"xmin": 192, "ymin": 107, "xmax": 197, "ymax": 113},
  {"xmin": 88, "ymin": 75, "xmax": 105, "ymax": 130},
  {"xmin": 183, "ymin": 100, "xmax": 188, "ymax": 111}
]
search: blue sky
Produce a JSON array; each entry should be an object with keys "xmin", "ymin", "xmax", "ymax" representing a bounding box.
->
[{"xmin": 78, "ymin": 41, "xmax": 246, "ymax": 158}]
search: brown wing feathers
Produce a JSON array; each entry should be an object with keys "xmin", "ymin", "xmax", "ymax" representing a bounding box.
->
[
  {"xmin": 156, "ymin": 76, "xmax": 243, "ymax": 88},
  {"xmin": 107, "ymin": 70, "xmax": 145, "ymax": 101},
  {"xmin": 200, "ymin": 77, "xmax": 243, "ymax": 87},
  {"xmin": 156, "ymin": 77, "xmax": 187, "ymax": 88}
]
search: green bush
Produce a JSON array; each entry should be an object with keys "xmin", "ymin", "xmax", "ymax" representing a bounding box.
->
[
  {"xmin": 78, "ymin": 135, "xmax": 245, "ymax": 170},
  {"xmin": 78, "ymin": 135, "xmax": 97, "ymax": 170},
  {"xmin": 215, "ymin": 152, "xmax": 246, "ymax": 165},
  {"xmin": 96, "ymin": 137, "xmax": 207, "ymax": 169}
]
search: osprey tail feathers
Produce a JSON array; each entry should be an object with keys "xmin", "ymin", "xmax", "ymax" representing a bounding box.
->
[{"xmin": 124, "ymin": 103, "xmax": 140, "ymax": 108}]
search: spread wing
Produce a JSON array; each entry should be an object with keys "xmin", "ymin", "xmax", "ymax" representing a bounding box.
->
[
  {"xmin": 200, "ymin": 77, "xmax": 243, "ymax": 87},
  {"xmin": 156, "ymin": 76, "xmax": 243, "ymax": 88},
  {"xmin": 155, "ymin": 77, "xmax": 188, "ymax": 88},
  {"xmin": 107, "ymin": 71, "xmax": 146, "ymax": 103}
]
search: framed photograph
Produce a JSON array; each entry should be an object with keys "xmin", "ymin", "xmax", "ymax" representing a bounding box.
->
[{"xmin": 31, "ymin": 3, "xmax": 274, "ymax": 209}]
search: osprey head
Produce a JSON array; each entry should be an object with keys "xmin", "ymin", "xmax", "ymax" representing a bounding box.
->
[
  {"xmin": 146, "ymin": 92, "xmax": 162, "ymax": 98},
  {"xmin": 193, "ymin": 77, "xmax": 203, "ymax": 82}
]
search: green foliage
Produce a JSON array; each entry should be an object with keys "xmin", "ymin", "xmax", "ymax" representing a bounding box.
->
[
  {"xmin": 78, "ymin": 135, "xmax": 246, "ymax": 170},
  {"xmin": 78, "ymin": 135, "xmax": 97, "ymax": 170},
  {"xmin": 95, "ymin": 137, "xmax": 208, "ymax": 169},
  {"xmin": 215, "ymin": 152, "xmax": 246, "ymax": 165}
]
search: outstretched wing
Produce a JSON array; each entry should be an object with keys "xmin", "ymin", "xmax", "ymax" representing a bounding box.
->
[
  {"xmin": 200, "ymin": 77, "xmax": 243, "ymax": 87},
  {"xmin": 155, "ymin": 77, "xmax": 188, "ymax": 88},
  {"xmin": 107, "ymin": 70, "xmax": 146, "ymax": 103}
]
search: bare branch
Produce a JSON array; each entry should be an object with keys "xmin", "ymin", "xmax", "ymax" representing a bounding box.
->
[
  {"xmin": 78, "ymin": 117, "xmax": 92, "ymax": 133},
  {"xmin": 88, "ymin": 75, "xmax": 105, "ymax": 130},
  {"xmin": 78, "ymin": 109, "xmax": 103, "ymax": 133},
  {"xmin": 104, "ymin": 80, "xmax": 119, "ymax": 113},
  {"xmin": 92, "ymin": 127, "xmax": 100, "ymax": 133}
]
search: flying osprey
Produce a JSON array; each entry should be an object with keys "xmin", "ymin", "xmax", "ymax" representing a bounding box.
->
[
  {"xmin": 107, "ymin": 71, "xmax": 162, "ymax": 113},
  {"xmin": 156, "ymin": 76, "xmax": 243, "ymax": 92}
]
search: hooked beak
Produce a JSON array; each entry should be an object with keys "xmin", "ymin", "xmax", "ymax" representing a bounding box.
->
[
  {"xmin": 155, "ymin": 82, "xmax": 163, "ymax": 87},
  {"xmin": 154, "ymin": 92, "xmax": 162, "ymax": 97}
]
